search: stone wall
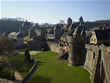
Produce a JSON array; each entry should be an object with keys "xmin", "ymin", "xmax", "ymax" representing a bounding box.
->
[
  {"xmin": 84, "ymin": 44, "xmax": 110, "ymax": 83},
  {"xmin": 47, "ymin": 41, "xmax": 61, "ymax": 53},
  {"xmin": 27, "ymin": 40, "xmax": 49, "ymax": 51},
  {"xmin": 0, "ymin": 78, "xmax": 15, "ymax": 83},
  {"xmin": 101, "ymin": 45, "xmax": 110, "ymax": 83},
  {"xmin": 84, "ymin": 44, "xmax": 100, "ymax": 72}
]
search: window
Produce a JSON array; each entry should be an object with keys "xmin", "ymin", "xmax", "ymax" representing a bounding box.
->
[{"xmin": 94, "ymin": 39, "xmax": 96, "ymax": 42}]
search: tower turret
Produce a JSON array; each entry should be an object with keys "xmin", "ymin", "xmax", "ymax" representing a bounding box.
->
[
  {"xmin": 67, "ymin": 17, "xmax": 72, "ymax": 25},
  {"xmin": 79, "ymin": 16, "xmax": 83, "ymax": 24},
  {"xmin": 54, "ymin": 24, "xmax": 62, "ymax": 41},
  {"xmin": 68, "ymin": 23, "xmax": 86, "ymax": 66}
]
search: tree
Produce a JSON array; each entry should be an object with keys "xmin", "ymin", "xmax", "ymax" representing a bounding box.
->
[
  {"xmin": 24, "ymin": 48, "xmax": 31, "ymax": 62},
  {"xmin": 0, "ymin": 36, "xmax": 16, "ymax": 79},
  {"xmin": 0, "ymin": 36, "xmax": 15, "ymax": 60}
]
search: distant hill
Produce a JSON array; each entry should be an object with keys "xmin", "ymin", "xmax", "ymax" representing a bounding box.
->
[
  {"xmin": 84, "ymin": 20, "xmax": 110, "ymax": 29},
  {"xmin": 0, "ymin": 18, "xmax": 24, "ymax": 35}
]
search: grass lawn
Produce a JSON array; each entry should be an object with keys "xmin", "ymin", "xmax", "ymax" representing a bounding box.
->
[{"xmin": 28, "ymin": 51, "xmax": 90, "ymax": 83}]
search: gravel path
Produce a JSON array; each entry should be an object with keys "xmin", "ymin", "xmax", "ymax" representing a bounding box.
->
[{"xmin": 19, "ymin": 51, "xmax": 41, "ymax": 55}]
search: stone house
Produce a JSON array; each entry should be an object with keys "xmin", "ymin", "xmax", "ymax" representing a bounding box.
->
[
  {"xmin": 19, "ymin": 21, "xmax": 32, "ymax": 37},
  {"xmin": 46, "ymin": 24, "xmax": 62, "ymax": 42},
  {"xmin": 90, "ymin": 28, "xmax": 110, "ymax": 44},
  {"xmin": 29, "ymin": 23, "xmax": 46, "ymax": 38},
  {"xmin": 8, "ymin": 32, "xmax": 26, "ymax": 48}
]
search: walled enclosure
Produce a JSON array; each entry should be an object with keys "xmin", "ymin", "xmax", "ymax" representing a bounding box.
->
[{"xmin": 47, "ymin": 41, "xmax": 110, "ymax": 83}]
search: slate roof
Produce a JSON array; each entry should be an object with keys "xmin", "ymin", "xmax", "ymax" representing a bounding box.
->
[
  {"xmin": 22, "ymin": 21, "xmax": 32, "ymax": 28},
  {"xmin": 61, "ymin": 29, "xmax": 74, "ymax": 38},
  {"xmin": 30, "ymin": 23, "xmax": 40, "ymax": 30},
  {"xmin": 95, "ymin": 29, "xmax": 110, "ymax": 40},
  {"xmin": 8, "ymin": 32, "xmax": 23, "ymax": 39},
  {"xmin": 48, "ymin": 29, "xmax": 54, "ymax": 34},
  {"xmin": 68, "ymin": 24, "xmax": 75, "ymax": 30},
  {"xmin": 16, "ymin": 32, "xmax": 23, "ymax": 38},
  {"xmin": 73, "ymin": 24, "xmax": 84, "ymax": 35}
]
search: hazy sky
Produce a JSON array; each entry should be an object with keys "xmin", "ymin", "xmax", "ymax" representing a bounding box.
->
[{"xmin": 1, "ymin": 0, "xmax": 110, "ymax": 24}]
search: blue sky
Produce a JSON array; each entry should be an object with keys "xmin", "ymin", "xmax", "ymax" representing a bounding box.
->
[{"xmin": 1, "ymin": 0, "xmax": 110, "ymax": 24}]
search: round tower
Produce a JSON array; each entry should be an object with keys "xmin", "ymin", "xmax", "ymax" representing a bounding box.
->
[{"xmin": 68, "ymin": 23, "xmax": 86, "ymax": 66}]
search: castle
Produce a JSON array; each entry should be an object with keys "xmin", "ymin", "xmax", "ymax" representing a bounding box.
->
[
  {"xmin": 8, "ymin": 17, "xmax": 110, "ymax": 83},
  {"xmin": 50, "ymin": 17, "xmax": 110, "ymax": 83},
  {"xmin": 59, "ymin": 16, "xmax": 86, "ymax": 66}
]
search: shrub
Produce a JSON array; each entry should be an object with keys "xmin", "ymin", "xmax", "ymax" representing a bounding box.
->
[{"xmin": 24, "ymin": 48, "xmax": 31, "ymax": 62}]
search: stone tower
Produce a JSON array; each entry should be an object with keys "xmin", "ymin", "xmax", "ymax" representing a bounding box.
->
[
  {"xmin": 68, "ymin": 18, "xmax": 85, "ymax": 66},
  {"xmin": 29, "ymin": 23, "xmax": 40, "ymax": 38},
  {"xmin": 65, "ymin": 17, "xmax": 73, "ymax": 31},
  {"xmin": 67, "ymin": 17, "xmax": 72, "ymax": 25},
  {"xmin": 19, "ymin": 21, "xmax": 32, "ymax": 37},
  {"xmin": 54, "ymin": 24, "xmax": 62, "ymax": 41}
]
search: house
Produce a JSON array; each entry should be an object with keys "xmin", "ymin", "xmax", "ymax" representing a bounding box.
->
[
  {"xmin": 90, "ymin": 28, "xmax": 110, "ymax": 44},
  {"xmin": 8, "ymin": 32, "xmax": 26, "ymax": 49},
  {"xmin": 46, "ymin": 24, "xmax": 62, "ymax": 42}
]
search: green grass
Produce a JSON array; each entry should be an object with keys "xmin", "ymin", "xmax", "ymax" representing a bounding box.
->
[{"xmin": 29, "ymin": 51, "xmax": 90, "ymax": 83}]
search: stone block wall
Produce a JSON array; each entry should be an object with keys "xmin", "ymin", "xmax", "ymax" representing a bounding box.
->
[
  {"xmin": 0, "ymin": 78, "xmax": 15, "ymax": 83},
  {"xmin": 84, "ymin": 44, "xmax": 110, "ymax": 83},
  {"xmin": 27, "ymin": 40, "xmax": 49, "ymax": 51},
  {"xmin": 101, "ymin": 45, "xmax": 110, "ymax": 83},
  {"xmin": 47, "ymin": 41, "xmax": 61, "ymax": 53}
]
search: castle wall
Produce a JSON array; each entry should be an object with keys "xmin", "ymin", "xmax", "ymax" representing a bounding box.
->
[
  {"xmin": 101, "ymin": 45, "xmax": 110, "ymax": 83},
  {"xmin": 27, "ymin": 40, "xmax": 49, "ymax": 51},
  {"xmin": 84, "ymin": 44, "xmax": 110, "ymax": 83},
  {"xmin": 47, "ymin": 41, "xmax": 61, "ymax": 53},
  {"xmin": 84, "ymin": 44, "xmax": 100, "ymax": 72}
]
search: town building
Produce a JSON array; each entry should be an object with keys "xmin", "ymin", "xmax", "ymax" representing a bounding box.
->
[{"xmin": 90, "ymin": 26, "xmax": 110, "ymax": 45}]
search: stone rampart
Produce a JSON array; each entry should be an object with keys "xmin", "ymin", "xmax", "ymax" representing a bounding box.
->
[
  {"xmin": 84, "ymin": 44, "xmax": 110, "ymax": 83},
  {"xmin": 47, "ymin": 41, "xmax": 61, "ymax": 53}
]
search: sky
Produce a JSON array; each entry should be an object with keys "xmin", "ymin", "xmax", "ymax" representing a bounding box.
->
[{"xmin": 0, "ymin": 0, "xmax": 110, "ymax": 24}]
